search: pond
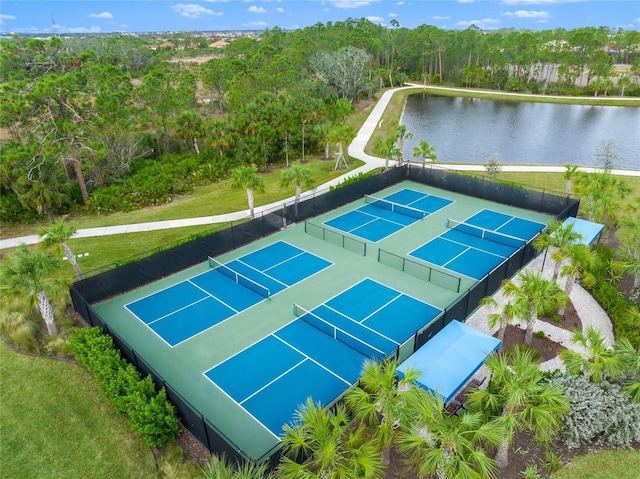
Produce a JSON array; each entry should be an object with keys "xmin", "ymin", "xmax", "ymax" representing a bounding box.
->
[{"xmin": 400, "ymin": 94, "xmax": 640, "ymax": 170}]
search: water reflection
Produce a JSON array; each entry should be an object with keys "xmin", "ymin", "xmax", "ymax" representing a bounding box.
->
[{"xmin": 401, "ymin": 94, "xmax": 639, "ymax": 169}]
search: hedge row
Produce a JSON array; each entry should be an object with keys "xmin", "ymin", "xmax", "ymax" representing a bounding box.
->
[
  {"xmin": 68, "ymin": 327, "xmax": 181, "ymax": 447},
  {"xmin": 586, "ymin": 245, "xmax": 640, "ymax": 349}
]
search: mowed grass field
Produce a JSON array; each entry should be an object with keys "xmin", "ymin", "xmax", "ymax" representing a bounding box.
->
[{"xmin": 0, "ymin": 342, "xmax": 157, "ymax": 479}]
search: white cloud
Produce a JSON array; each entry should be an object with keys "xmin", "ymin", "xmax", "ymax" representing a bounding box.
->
[
  {"xmin": 88, "ymin": 12, "xmax": 113, "ymax": 19},
  {"xmin": 241, "ymin": 21, "xmax": 268, "ymax": 27},
  {"xmin": 367, "ymin": 15, "xmax": 385, "ymax": 23},
  {"xmin": 455, "ymin": 18, "xmax": 500, "ymax": 29},
  {"xmin": 389, "ymin": 13, "xmax": 398, "ymax": 17},
  {"xmin": 68, "ymin": 26, "xmax": 102, "ymax": 33},
  {"xmin": 247, "ymin": 6, "xmax": 267, "ymax": 13},
  {"xmin": 433, "ymin": 15, "xmax": 450, "ymax": 20},
  {"xmin": 331, "ymin": 1, "xmax": 378, "ymax": 9},
  {"xmin": 170, "ymin": 4, "xmax": 216, "ymax": 18},
  {"xmin": 458, "ymin": 0, "xmax": 475, "ymax": 3},
  {"xmin": 502, "ymin": 0, "xmax": 581, "ymax": 4},
  {"xmin": 203, "ymin": 0, "xmax": 230, "ymax": 2},
  {"xmin": 503, "ymin": 10, "xmax": 550, "ymax": 19},
  {"xmin": 396, "ymin": 1, "xmax": 405, "ymax": 5},
  {"xmin": 0, "ymin": 14, "xmax": 17, "ymax": 24},
  {"xmin": 276, "ymin": 7, "xmax": 284, "ymax": 12}
]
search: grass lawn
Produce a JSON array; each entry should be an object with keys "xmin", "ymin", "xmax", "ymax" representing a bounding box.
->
[
  {"xmin": 0, "ymin": 342, "xmax": 157, "ymax": 479},
  {"xmin": 551, "ymin": 450, "xmax": 640, "ymax": 479},
  {"xmin": 0, "ymin": 156, "xmax": 364, "ymax": 240}
]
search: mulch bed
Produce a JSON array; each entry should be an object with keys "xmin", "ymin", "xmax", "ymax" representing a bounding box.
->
[{"xmin": 383, "ymin": 301, "xmax": 591, "ymax": 479}]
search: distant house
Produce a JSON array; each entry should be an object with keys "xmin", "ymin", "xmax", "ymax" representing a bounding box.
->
[
  {"xmin": 209, "ymin": 40, "xmax": 230, "ymax": 48},
  {"xmin": 160, "ymin": 41, "xmax": 176, "ymax": 49}
]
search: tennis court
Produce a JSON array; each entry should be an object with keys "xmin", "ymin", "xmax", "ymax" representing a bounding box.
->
[
  {"xmin": 324, "ymin": 188, "xmax": 453, "ymax": 242},
  {"xmin": 126, "ymin": 241, "xmax": 332, "ymax": 346},
  {"xmin": 204, "ymin": 278, "xmax": 442, "ymax": 437},
  {"xmin": 410, "ymin": 209, "xmax": 545, "ymax": 280}
]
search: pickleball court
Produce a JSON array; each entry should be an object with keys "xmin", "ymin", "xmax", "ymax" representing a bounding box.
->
[
  {"xmin": 204, "ymin": 278, "xmax": 442, "ymax": 437},
  {"xmin": 125, "ymin": 241, "xmax": 332, "ymax": 346},
  {"xmin": 410, "ymin": 209, "xmax": 545, "ymax": 280}
]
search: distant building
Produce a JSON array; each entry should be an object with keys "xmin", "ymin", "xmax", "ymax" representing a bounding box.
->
[{"xmin": 209, "ymin": 40, "xmax": 230, "ymax": 48}]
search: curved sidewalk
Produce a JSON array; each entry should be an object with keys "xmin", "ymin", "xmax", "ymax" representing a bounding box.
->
[{"xmin": 1, "ymin": 85, "xmax": 638, "ymax": 250}]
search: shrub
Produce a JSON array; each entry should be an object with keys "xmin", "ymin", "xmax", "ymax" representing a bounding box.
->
[
  {"xmin": 329, "ymin": 169, "xmax": 379, "ymax": 191},
  {"xmin": 551, "ymin": 374, "xmax": 640, "ymax": 449},
  {"xmin": 534, "ymin": 331, "xmax": 546, "ymax": 339},
  {"xmin": 43, "ymin": 336, "xmax": 70, "ymax": 356},
  {"xmin": 543, "ymin": 448, "xmax": 563, "ymax": 474},
  {"xmin": 69, "ymin": 327, "xmax": 180, "ymax": 446},
  {"xmin": 0, "ymin": 311, "xmax": 38, "ymax": 352}
]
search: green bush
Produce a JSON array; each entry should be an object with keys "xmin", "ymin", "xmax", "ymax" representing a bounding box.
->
[
  {"xmin": 583, "ymin": 245, "xmax": 640, "ymax": 349},
  {"xmin": 86, "ymin": 154, "xmax": 205, "ymax": 214},
  {"xmin": 43, "ymin": 336, "xmax": 70, "ymax": 356},
  {"xmin": 330, "ymin": 169, "xmax": 379, "ymax": 191},
  {"xmin": 551, "ymin": 374, "xmax": 640, "ymax": 449},
  {"xmin": 69, "ymin": 327, "xmax": 180, "ymax": 446}
]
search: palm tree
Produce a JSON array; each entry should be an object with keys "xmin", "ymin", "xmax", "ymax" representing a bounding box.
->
[
  {"xmin": 278, "ymin": 398, "xmax": 385, "ymax": 479},
  {"xmin": 411, "ymin": 139, "xmax": 437, "ymax": 167},
  {"xmin": 558, "ymin": 244, "xmax": 596, "ymax": 314},
  {"xmin": 479, "ymin": 295, "xmax": 525, "ymax": 348},
  {"xmin": 574, "ymin": 171, "xmax": 631, "ymax": 226},
  {"xmin": 615, "ymin": 334, "xmax": 640, "ymax": 403},
  {"xmin": 0, "ymin": 244, "xmax": 62, "ymax": 335},
  {"xmin": 373, "ymin": 135, "xmax": 399, "ymax": 171},
  {"xmin": 201, "ymin": 454, "xmax": 275, "ymax": 479},
  {"xmin": 564, "ymin": 164, "xmax": 580, "ymax": 195},
  {"xmin": 280, "ymin": 160, "xmax": 314, "ymax": 220},
  {"xmin": 560, "ymin": 326, "xmax": 625, "ymax": 383},
  {"xmin": 502, "ymin": 270, "xmax": 569, "ymax": 346},
  {"xmin": 533, "ymin": 219, "xmax": 582, "ymax": 279},
  {"xmin": 38, "ymin": 217, "xmax": 84, "ymax": 280},
  {"xmin": 231, "ymin": 165, "xmax": 265, "ymax": 219},
  {"xmin": 344, "ymin": 358, "xmax": 423, "ymax": 465},
  {"xmin": 398, "ymin": 388, "xmax": 503, "ymax": 479},
  {"xmin": 331, "ymin": 124, "xmax": 356, "ymax": 171},
  {"xmin": 392, "ymin": 121, "xmax": 413, "ymax": 166},
  {"xmin": 174, "ymin": 110, "xmax": 204, "ymax": 156},
  {"xmin": 466, "ymin": 345, "xmax": 570, "ymax": 469}
]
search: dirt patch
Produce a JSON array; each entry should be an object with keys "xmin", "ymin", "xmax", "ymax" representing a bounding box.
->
[
  {"xmin": 500, "ymin": 325, "xmax": 567, "ymax": 362},
  {"xmin": 538, "ymin": 302, "xmax": 582, "ymax": 333}
]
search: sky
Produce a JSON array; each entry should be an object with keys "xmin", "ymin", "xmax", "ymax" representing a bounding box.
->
[{"xmin": 0, "ymin": 0, "xmax": 638, "ymax": 35}]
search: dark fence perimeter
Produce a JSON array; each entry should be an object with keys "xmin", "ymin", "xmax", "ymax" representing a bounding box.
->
[{"xmin": 70, "ymin": 165, "xmax": 580, "ymax": 464}]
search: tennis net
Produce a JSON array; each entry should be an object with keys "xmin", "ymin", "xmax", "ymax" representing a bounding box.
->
[
  {"xmin": 208, "ymin": 257, "xmax": 270, "ymax": 299},
  {"xmin": 445, "ymin": 218, "xmax": 525, "ymax": 249},
  {"xmin": 292, "ymin": 303, "xmax": 385, "ymax": 360},
  {"xmin": 364, "ymin": 194, "xmax": 427, "ymax": 220}
]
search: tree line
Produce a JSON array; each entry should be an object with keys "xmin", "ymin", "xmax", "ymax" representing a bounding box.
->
[{"xmin": 2, "ymin": 21, "xmax": 639, "ymax": 223}]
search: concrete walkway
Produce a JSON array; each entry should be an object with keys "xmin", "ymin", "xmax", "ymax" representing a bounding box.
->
[
  {"xmin": 1, "ymin": 84, "xmax": 638, "ymax": 250},
  {"xmin": 465, "ymin": 247, "xmax": 615, "ymax": 373}
]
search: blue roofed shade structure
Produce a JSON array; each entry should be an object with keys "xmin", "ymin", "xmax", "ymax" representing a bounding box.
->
[
  {"xmin": 397, "ymin": 320, "xmax": 501, "ymax": 403},
  {"xmin": 562, "ymin": 217, "xmax": 604, "ymax": 246}
]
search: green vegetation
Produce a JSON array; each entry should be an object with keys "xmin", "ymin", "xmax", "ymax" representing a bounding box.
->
[
  {"xmin": 0, "ymin": 342, "xmax": 157, "ymax": 478},
  {"xmin": 551, "ymin": 450, "xmax": 640, "ymax": 479},
  {"xmin": 68, "ymin": 327, "xmax": 181, "ymax": 447},
  {"xmin": 1, "ymin": 23, "xmax": 639, "ymax": 479}
]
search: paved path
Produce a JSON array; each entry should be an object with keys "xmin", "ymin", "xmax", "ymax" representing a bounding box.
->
[
  {"xmin": 465, "ymin": 247, "xmax": 614, "ymax": 373},
  {"xmin": 1, "ymin": 85, "xmax": 638, "ymax": 250}
]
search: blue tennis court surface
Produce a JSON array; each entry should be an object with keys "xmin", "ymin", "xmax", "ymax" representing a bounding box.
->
[
  {"xmin": 410, "ymin": 209, "xmax": 545, "ymax": 280},
  {"xmin": 324, "ymin": 188, "xmax": 453, "ymax": 242},
  {"xmin": 204, "ymin": 278, "xmax": 442, "ymax": 437},
  {"xmin": 126, "ymin": 241, "xmax": 332, "ymax": 346}
]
